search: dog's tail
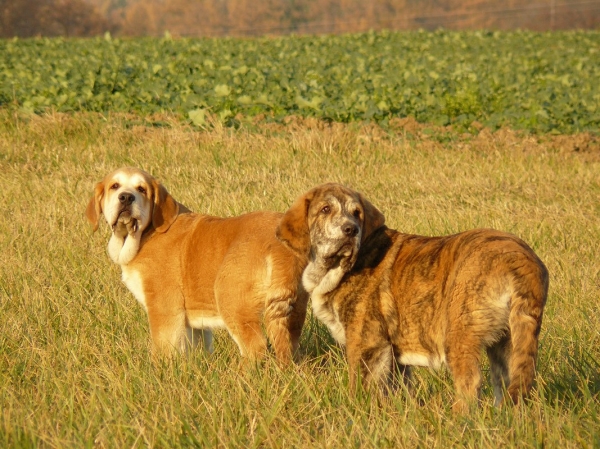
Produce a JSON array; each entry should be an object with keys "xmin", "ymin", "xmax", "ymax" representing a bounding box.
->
[{"xmin": 507, "ymin": 252, "xmax": 549, "ymax": 404}]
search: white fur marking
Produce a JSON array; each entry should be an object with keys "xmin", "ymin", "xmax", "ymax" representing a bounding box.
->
[
  {"xmin": 121, "ymin": 266, "xmax": 146, "ymax": 310},
  {"xmin": 312, "ymin": 296, "xmax": 347, "ymax": 345},
  {"xmin": 497, "ymin": 291, "xmax": 511, "ymax": 307},
  {"xmin": 399, "ymin": 353, "xmax": 431, "ymax": 367},
  {"xmin": 307, "ymin": 265, "xmax": 348, "ymax": 345},
  {"xmin": 107, "ymin": 231, "xmax": 142, "ymax": 266},
  {"xmin": 227, "ymin": 330, "xmax": 247, "ymax": 357},
  {"xmin": 303, "ymin": 263, "xmax": 346, "ymax": 296},
  {"xmin": 117, "ymin": 232, "xmax": 142, "ymax": 265},
  {"xmin": 265, "ymin": 254, "xmax": 273, "ymax": 287},
  {"xmin": 186, "ymin": 315, "xmax": 226, "ymax": 329},
  {"xmin": 399, "ymin": 352, "xmax": 446, "ymax": 369}
]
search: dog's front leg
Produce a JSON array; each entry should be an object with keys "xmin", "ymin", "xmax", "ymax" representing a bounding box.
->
[{"xmin": 346, "ymin": 337, "xmax": 395, "ymax": 396}]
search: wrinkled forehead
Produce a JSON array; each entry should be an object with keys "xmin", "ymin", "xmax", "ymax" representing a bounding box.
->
[
  {"xmin": 105, "ymin": 169, "xmax": 151, "ymax": 190},
  {"xmin": 315, "ymin": 187, "xmax": 361, "ymax": 212}
]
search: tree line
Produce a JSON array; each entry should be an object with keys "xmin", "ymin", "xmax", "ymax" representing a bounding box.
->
[{"xmin": 1, "ymin": 0, "xmax": 599, "ymax": 38}]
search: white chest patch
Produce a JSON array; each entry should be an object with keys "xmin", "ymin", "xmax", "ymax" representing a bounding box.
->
[
  {"xmin": 304, "ymin": 264, "xmax": 349, "ymax": 346},
  {"xmin": 107, "ymin": 230, "xmax": 142, "ymax": 266},
  {"xmin": 121, "ymin": 266, "xmax": 146, "ymax": 310},
  {"xmin": 311, "ymin": 296, "xmax": 346, "ymax": 346}
]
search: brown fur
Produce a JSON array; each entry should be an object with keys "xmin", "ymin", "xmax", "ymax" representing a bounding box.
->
[
  {"xmin": 86, "ymin": 167, "xmax": 308, "ymax": 363},
  {"xmin": 278, "ymin": 183, "xmax": 548, "ymax": 412}
]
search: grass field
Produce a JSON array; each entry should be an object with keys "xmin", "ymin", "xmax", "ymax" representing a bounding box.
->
[{"xmin": 0, "ymin": 110, "xmax": 599, "ymax": 447}]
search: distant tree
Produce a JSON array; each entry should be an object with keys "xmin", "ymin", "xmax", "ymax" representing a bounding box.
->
[
  {"xmin": 122, "ymin": 1, "xmax": 156, "ymax": 36},
  {"xmin": 0, "ymin": 0, "xmax": 108, "ymax": 37},
  {"xmin": 226, "ymin": 0, "xmax": 288, "ymax": 36},
  {"xmin": 158, "ymin": 0, "xmax": 230, "ymax": 37},
  {"xmin": 285, "ymin": 0, "xmax": 319, "ymax": 33},
  {"xmin": 0, "ymin": 0, "xmax": 49, "ymax": 37},
  {"xmin": 5, "ymin": 0, "xmax": 598, "ymax": 38},
  {"xmin": 44, "ymin": 0, "xmax": 109, "ymax": 36}
]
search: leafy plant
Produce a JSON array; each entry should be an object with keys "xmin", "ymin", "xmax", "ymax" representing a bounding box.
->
[{"xmin": 1, "ymin": 30, "xmax": 599, "ymax": 133}]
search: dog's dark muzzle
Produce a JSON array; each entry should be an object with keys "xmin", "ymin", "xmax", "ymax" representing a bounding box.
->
[
  {"xmin": 342, "ymin": 222, "xmax": 359, "ymax": 237},
  {"xmin": 118, "ymin": 192, "xmax": 135, "ymax": 206}
]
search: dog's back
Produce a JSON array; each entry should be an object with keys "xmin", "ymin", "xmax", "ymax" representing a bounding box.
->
[
  {"xmin": 335, "ymin": 226, "xmax": 548, "ymax": 410},
  {"xmin": 137, "ymin": 210, "xmax": 308, "ymax": 361}
]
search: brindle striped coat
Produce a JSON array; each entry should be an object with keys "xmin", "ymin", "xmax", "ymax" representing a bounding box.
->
[{"xmin": 277, "ymin": 183, "xmax": 549, "ymax": 412}]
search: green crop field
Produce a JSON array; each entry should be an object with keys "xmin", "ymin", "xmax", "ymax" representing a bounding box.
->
[
  {"xmin": 1, "ymin": 30, "xmax": 600, "ymax": 133},
  {"xmin": 1, "ymin": 30, "xmax": 599, "ymax": 448}
]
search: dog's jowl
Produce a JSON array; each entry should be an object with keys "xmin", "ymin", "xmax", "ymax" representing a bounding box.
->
[{"xmin": 278, "ymin": 183, "xmax": 548, "ymax": 412}]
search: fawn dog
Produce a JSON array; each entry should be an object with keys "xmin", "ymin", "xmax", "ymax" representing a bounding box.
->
[{"xmin": 86, "ymin": 167, "xmax": 308, "ymax": 363}]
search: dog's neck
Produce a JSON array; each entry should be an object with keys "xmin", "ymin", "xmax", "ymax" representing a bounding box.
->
[
  {"xmin": 303, "ymin": 260, "xmax": 345, "ymax": 296},
  {"xmin": 303, "ymin": 259, "xmax": 349, "ymax": 346},
  {"xmin": 107, "ymin": 225, "xmax": 144, "ymax": 266},
  {"xmin": 303, "ymin": 248, "xmax": 357, "ymax": 295}
]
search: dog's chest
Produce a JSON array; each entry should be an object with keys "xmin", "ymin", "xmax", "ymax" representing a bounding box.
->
[
  {"xmin": 121, "ymin": 266, "xmax": 147, "ymax": 310},
  {"xmin": 311, "ymin": 293, "xmax": 346, "ymax": 346},
  {"xmin": 305, "ymin": 264, "xmax": 348, "ymax": 346}
]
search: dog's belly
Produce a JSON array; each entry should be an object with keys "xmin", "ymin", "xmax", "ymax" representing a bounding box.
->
[
  {"xmin": 186, "ymin": 312, "xmax": 226, "ymax": 330},
  {"xmin": 398, "ymin": 351, "xmax": 446, "ymax": 369}
]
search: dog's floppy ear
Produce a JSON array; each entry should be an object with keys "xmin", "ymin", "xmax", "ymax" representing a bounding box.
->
[
  {"xmin": 277, "ymin": 189, "xmax": 315, "ymax": 259},
  {"xmin": 358, "ymin": 192, "xmax": 385, "ymax": 243},
  {"xmin": 152, "ymin": 180, "xmax": 179, "ymax": 233},
  {"xmin": 85, "ymin": 181, "xmax": 105, "ymax": 232}
]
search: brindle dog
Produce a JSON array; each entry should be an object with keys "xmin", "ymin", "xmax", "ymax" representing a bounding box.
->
[{"xmin": 277, "ymin": 183, "xmax": 548, "ymax": 412}]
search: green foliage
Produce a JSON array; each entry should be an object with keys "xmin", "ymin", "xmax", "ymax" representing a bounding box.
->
[{"xmin": 1, "ymin": 30, "xmax": 600, "ymax": 133}]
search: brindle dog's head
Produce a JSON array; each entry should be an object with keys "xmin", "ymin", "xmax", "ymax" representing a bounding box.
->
[{"xmin": 277, "ymin": 183, "xmax": 385, "ymax": 270}]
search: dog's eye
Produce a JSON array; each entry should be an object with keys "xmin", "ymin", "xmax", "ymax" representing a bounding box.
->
[
  {"xmin": 353, "ymin": 209, "xmax": 361, "ymax": 219},
  {"xmin": 320, "ymin": 205, "xmax": 331, "ymax": 214},
  {"xmin": 137, "ymin": 186, "xmax": 147, "ymax": 194},
  {"xmin": 110, "ymin": 183, "xmax": 119, "ymax": 190}
]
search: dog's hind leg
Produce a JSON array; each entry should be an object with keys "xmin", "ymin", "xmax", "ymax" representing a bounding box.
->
[
  {"xmin": 148, "ymin": 309, "xmax": 188, "ymax": 356},
  {"xmin": 226, "ymin": 319, "xmax": 268, "ymax": 361},
  {"xmin": 394, "ymin": 361, "xmax": 415, "ymax": 398},
  {"xmin": 446, "ymin": 339, "xmax": 483, "ymax": 413},
  {"xmin": 264, "ymin": 286, "xmax": 308, "ymax": 365},
  {"xmin": 218, "ymin": 290, "xmax": 268, "ymax": 361},
  {"xmin": 347, "ymin": 341, "xmax": 395, "ymax": 395},
  {"xmin": 505, "ymin": 249, "xmax": 548, "ymax": 405}
]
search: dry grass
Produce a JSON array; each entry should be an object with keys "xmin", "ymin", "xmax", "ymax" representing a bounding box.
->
[{"xmin": 0, "ymin": 110, "xmax": 598, "ymax": 448}]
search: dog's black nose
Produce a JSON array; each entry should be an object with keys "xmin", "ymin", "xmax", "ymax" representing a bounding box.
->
[
  {"xmin": 343, "ymin": 223, "xmax": 358, "ymax": 237},
  {"xmin": 118, "ymin": 192, "xmax": 135, "ymax": 205}
]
